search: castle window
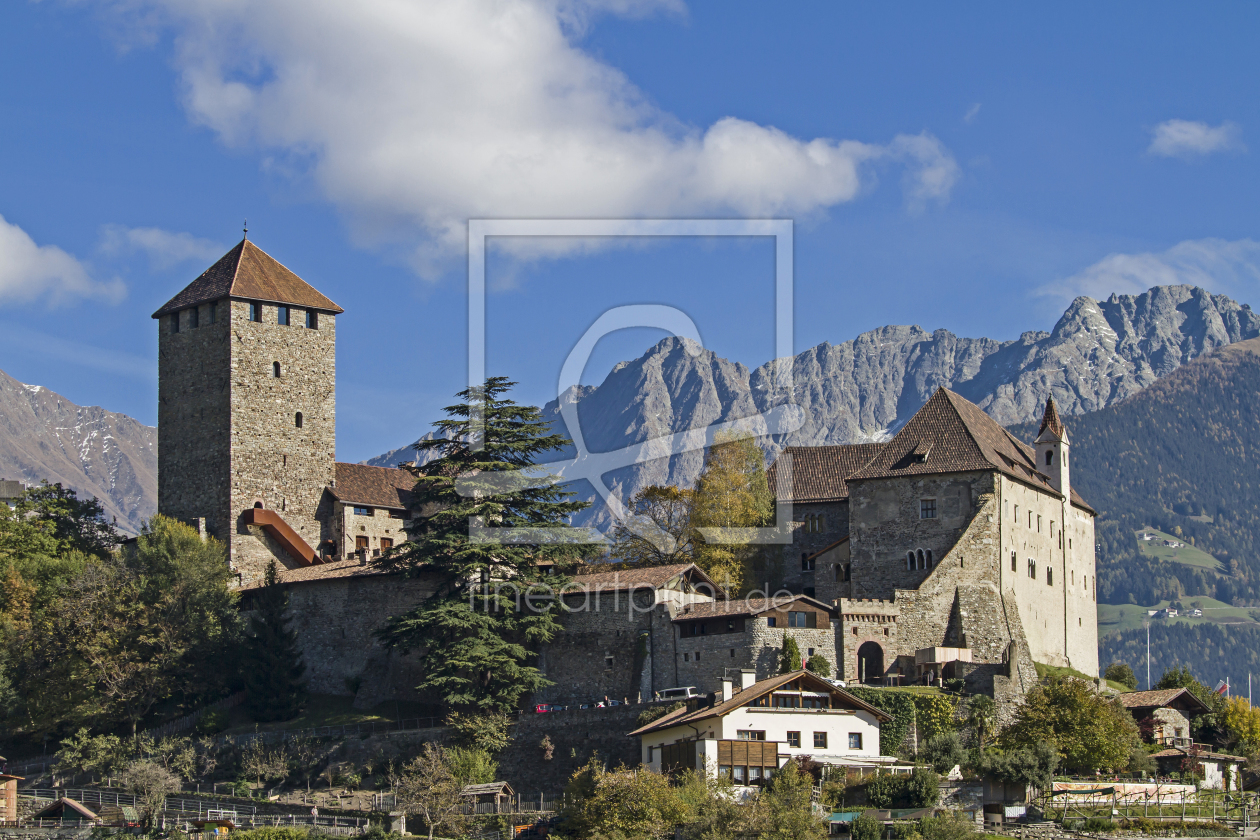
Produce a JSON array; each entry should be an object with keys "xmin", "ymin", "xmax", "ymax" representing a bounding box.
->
[
  {"xmin": 1046, "ymin": 449, "xmax": 1053, "ymax": 466},
  {"xmin": 208, "ymin": 301, "xmax": 217, "ymax": 324},
  {"xmin": 926, "ymin": 550, "xmax": 933, "ymax": 567},
  {"xmin": 801, "ymin": 553, "xmax": 815, "ymax": 572},
  {"xmin": 1014, "ymin": 504, "xmax": 1019, "ymax": 522},
  {"xmin": 920, "ymin": 499, "xmax": 936, "ymax": 519},
  {"xmin": 306, "ymin": 310, "xmax": 318, "ymax": 329},
  {"xmin": 189, "ymin": 307, "xmax": 199, "ymax": 328},
  {"xmin": 273, "ymin": 362, "xmax": 281, "ymax": 378},
  {"xmin": 1047, "ymin": 567, "xmax": 1053, "ymax": 586},
  {"xmin": 906, "ymin": 551, "xmax": 915, "ymax": 570},
  {"xmin": 171, "ymin": 312, "xmax": 180, "ymax": 334},
  {"xmin": 916, "ymin": 549, "xmax": 925, "ymax": 570},
  {"xmin": 389, "ymin": 509, "xmax": 405, "ymax": 519},
  {"xmin": 353, "ymin": 506, "xmax": 371, "ymax": 516},
  {"xmin": 1011, "ymin": 551, "xmax": 1017, "ymax": 572},
  {"xmin": 1037, "ymin": 515, "xmax": 1042, "ymax": 532},
  {"xmin": 249, "ymin": 302, "xmax": 262, "ymax": 322},
  {"xmin": 278, "ymin": 305, "xmax": 290, "ymax": 326},
  {"xmin": 295, "ymin": 411, "xmax": 303, "ymax": 428},
  {"xmin": 843, "ymin": 563, "xmax": 851, "ymax": 582},
  {"xmin": 605, "ymin": 655, "xmax": 614, "ymax": 668},
  {"xmin": 1028, "ymin": 558, "xmax": 1036, "ymax": 579}
]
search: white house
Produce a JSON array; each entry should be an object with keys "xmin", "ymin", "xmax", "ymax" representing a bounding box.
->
[{"xmin": 628, "ymin": 670, "xmax": 898, "ymax": 787}]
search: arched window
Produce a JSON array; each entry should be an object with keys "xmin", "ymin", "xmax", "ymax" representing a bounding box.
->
[
  {"xmin": 926, "ymin": 550, "xmax": 934, "ymax": 568},
  {"xmin": 1046, "ymin": 450, "xmax": 1053, "ymax": 466},
  {"xmin": 916, "ymin": 549, "xmax": 925, "ymax": 570},
  {"xmin": 906, "ymin": 551, "xmax": 915, "ymax": 570},
  {"xmin": 295, "ymin": 412, "xmax": 303, "ymax": 428},
  {"xmin": 273, "ymin": 361, "xmax": 281, "ymax": 378}
]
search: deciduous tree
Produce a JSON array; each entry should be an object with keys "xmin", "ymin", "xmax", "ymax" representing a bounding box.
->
[
  {"xmin": 691, "ymin": 432, "xmax": 773, "ymax": 595},
  {"xmin": 396, "ymin": 743, "xmax": 465, "ymax": 840},
  {"xmin": 607, "ymin": 485, "xmax": 697, "ymax": 568},
  {"xmin": 998, "ymin": 676, "xmax": 1139, "ymax": 773}
]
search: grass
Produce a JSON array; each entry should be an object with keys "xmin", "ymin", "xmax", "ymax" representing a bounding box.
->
[
  {"xmin": 1133, "ymin": 527, "xmax": 1223, "ymax": 572},
  {"xmin": 221, "ymin": 694, "xmax": 438, "ymax": 735},
  {"xmin": 1098, "ymin": 596, "xmax": 1260, "ymax": 639},
  {"xmin": 1034, "ymin": 661, "xmax": 1131, "ymax": 692}
]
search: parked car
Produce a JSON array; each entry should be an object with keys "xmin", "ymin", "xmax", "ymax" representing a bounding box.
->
[
  {"xmin": 655, "ymin": 686, "xmax": 702, "ymax": 701},
  {"xmin": 533, "ymin": 703, "xmax": 566, "ymax": 713}
]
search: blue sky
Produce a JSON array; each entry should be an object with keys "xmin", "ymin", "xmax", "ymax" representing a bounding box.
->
[{"xmin": 1, "ymin": 1, "xmax": 1257, "ymax": 462}]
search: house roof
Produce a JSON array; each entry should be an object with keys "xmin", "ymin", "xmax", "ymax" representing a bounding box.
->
[
  {"xmin": 152, "ymin": 239, "xmax": 343, "ymax": 317},
  {"xmin": 768, "ymin": 443, "xmax": 887, "ymax": 503},
  {"xmin": 31, "ymin": 798, "xmax": 98, "ymax": 821},
  {"xmin": 331, "ymin": 463, "xmax": 415, "ymax": 510},
  {"xmin": 627, "ymin": 669, "xmax": 891, "ymax": 737},
  {"xmin": 846, "ymin": 388, "xmax": 1094, "ymax": 513},
  {"xmin": 1117, "ymin": 688, "xmax": 1212, "ymax": 715},
  {"xmin": 1151, "ymin": 746, "xmax": 1244, "ymax": 762},
  {"xmin": 673, "ymin": 594, "xmax": 836, "ymax": 621},
  {"xmin": 568, "ymin": 563, "xmax": 727, "ymax": 598},
  {"xmin": 461, "ymin": 782, "xmax": 515, "ymax": 796}
]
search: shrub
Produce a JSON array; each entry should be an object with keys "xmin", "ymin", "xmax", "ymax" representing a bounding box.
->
[
  {"xmin": 916, "ymin": 812, "xmax": 978, "ymax": 840},
  {"xmin": 635, "ymin": 701, "xmax": 683, "ymax": 727},
  {"xmin": 196, "ymin": 709, "xmax": 229, "ymax": 736},
  {"xmin": 865, "ymin": 769, "xmax": 939, "ymax": 809},
  {"xmin": 852, "ymin": 813, "xmax": 884, "ymax": 840},
  {"xmin": 806, "ymin": 654, "xmax": 832, "ymax": 678},
  {"xmin": 232, "ymin": 829, "xmax": 314, "ymax": 840},
  {"xmin": 921, "ymin": 731, "xmax": 966, "ymax": 774}
]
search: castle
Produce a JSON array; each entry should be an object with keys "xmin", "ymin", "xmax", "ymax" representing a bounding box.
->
[{"xmin": 154, "ymin": 239, "xmax": 1098, "ymax": 711}]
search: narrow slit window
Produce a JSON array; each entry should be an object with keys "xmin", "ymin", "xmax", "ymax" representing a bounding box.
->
[
  {"xmin": 189, "ymin": 307, "xmax": 199, "ymax": 328},
  {"xmin": 171, "ymin": 312, "xmax": 180, "ymax": 334},
  {"xmin": 1047, "ymin": 567, "xmax": 1053, "ymax": 586},
  {"xmin": 273, "ymin": 362, "xmax": 281, "ymax": 378},
  {"xmin": 1011, "ymin": 550, "xmax": 1017, "ymax": 572},
  {"xmin": 295, "ymin": 411, "xmax": 303, "ymax": 428},
  {"xmin": 208, "ymin": 301, "xmax": 217, "ymax": 324},
  {"xmin": 1046, "ymin": 450, "xmax": 1053, "ymax": 466}
]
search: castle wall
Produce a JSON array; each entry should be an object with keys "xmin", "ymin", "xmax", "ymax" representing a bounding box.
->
[
  {"xmin": 813, "ymin": 539, "xmax": 852, "ymax": 605},
  {"xmin": 537, "ymin": 591, "xmax": 658, "ymax": 706},
  {"xmin": 674, "ymin": 615, "xmax": 838, "ymax": 691},
  {"xmin": 772, "ymin": 501, "xmax": 847, "ymax": 595},
  {"xmin": 228, "ymin": 300, "xmax": 337, "ymax": 586},
  {"xmin": 157, "ymin": 301, "xmax": 233, "ymax": 547}
]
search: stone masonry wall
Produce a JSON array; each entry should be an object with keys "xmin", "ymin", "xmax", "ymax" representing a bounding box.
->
[
  {"xmin": 229, "ymin": 299, "xmax": 337, "ymax": 586},
  {"xmin": 773, "ymin": 501, "xmax": 848, "ymax": 595},
  {"xmin": 497, "ymin": 704, "xmax": 651, "ymax": 794},
  {"xmin": 329, "ymin": 501, "xmax": 409, "ymax": 559},
  {"xmin": 674, "ymin": 616, "xmax": 838, "ymax": 691},
  {"xmin": 537, "ymin": 592, "xmax": 656, "ymax": 706},
  {"xmin": 157, "ymin": 300, "xmax": 233, "ymax": 549}
]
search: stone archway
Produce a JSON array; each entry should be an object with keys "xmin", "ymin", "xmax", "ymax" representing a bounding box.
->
[{"xmin": 857, "ymin": 641, "xmax": 884, "ymax": 684}]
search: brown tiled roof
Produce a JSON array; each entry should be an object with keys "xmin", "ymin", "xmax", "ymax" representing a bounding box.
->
[
  {"xmin": 1038, "ymin": 396, "xmax": 1067, "ymax": 441},
  {"xmin": 627, "ymin": 669, "xmax": 891, "ymax": 736},
  {"xmin": 1117, "ymin": 688, "xmax": 1211, "ymax": 713},
  {"xmin": 569, "ymin": 563, "xmax": 726, "ymax": 597},
  {"xmin": 768, "ymin": 443, "xmax": 886, "ymax": 503},
  {"xmin": 331, "ymin": 463, "xmax": 415, "ymax": 510},
  {"xmin": 152, "ymin": 239, "xmax": 344, "ymax": 317},
  {"xmin": 846, "ymin": 388, "xmax": 1094, "ymax": 513},
  {"xmin": 1151, "ymin": 746, "xmax": 1243, "ymax": 762},
  {"xmin": 673, "ymin": 594, "xmax": 835, "ymax": 621}
]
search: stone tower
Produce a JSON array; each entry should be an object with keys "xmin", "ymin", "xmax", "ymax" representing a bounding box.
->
[
  {"xmin": 152, "ymin": 238, "xmax": 343, "ymax": 586},
  {"xmin": 1034, "ymin": 396, "xmax": 1070, "ymax": 500}
]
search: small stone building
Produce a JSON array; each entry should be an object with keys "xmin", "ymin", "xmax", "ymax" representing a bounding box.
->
[{"xmin": 1119, "ymin": 688, "xmax": 1211, "ymax": 748}]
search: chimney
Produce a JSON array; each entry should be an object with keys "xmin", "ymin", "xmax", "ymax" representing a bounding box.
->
[
  {"xmin": 740, "ymin": 669, "xmax": 757, "ymax": 690},
  {"xmin": 720, "ymin": 678, "xmax": 733, "ymax": 702}
]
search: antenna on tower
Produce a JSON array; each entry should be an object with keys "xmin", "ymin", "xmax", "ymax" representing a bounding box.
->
[{"xmin": 243, "ymin": 219, "xmax": 248, "ymax": 240}]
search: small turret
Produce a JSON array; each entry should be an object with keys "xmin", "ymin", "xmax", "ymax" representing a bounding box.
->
[{"xmin": 1034, "ymin": 396, "xmax": 1070, "ymax": 499}]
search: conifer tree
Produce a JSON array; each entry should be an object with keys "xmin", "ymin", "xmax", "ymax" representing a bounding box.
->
[
  {"xmin": 779, "ymin": 633, "xmax": 803, "ymax": 674},
  {"xmin": 242, "ymin": 561, "xmax": 306, "ymax": 721},
  {"xmin": 377, "ymin": 377, "xmax": 591, "ymax": 713}
]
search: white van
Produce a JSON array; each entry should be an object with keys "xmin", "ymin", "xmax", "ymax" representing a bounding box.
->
[{"xmin": 656, "ymin": 686, "xmax": 702, "ymax": 701}]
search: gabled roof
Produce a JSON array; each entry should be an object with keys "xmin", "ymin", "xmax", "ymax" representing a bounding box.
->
[
  {"xmin": 461, "ymin": 782, "xmax": 515, "ymax": 797},
  {"xmin": 768, "ymin": 443, "xmax": 887, "ymax": 503},
  {"xmin": 847, "ymin": 388, "xmax": 1094, "ymax": 513},
  {"xmin": 1151, "ymin": 746, "xmax": 1243, "ymax": 762},
  {"xmin": 673, "ymin": 594, "xmax": 836, "ymax": 621},
  {"xmin": 332, "ymin": 463, "xmax": 415, "ymax": 510},
  {"xmin": 1117, "ymin": 688, "xmax": 1212, "ymax": 715},
  {"xmin": 1036, "ymin": 395, "xmax": 1068, "ymax": 443},
  {"xmin": 152, "ymin": 239, "xmax": 343, "ymax": 317},
  {"xmin": 627, "ymin": 669, "xmax": 891, "ymax": 737},
  {"xmin": 569, "ymin": 563, "xmax": 727, "ymax": 598},
  {"xmin": 31, "ymin": 798, "xmax": 98, "ymax": 821}
]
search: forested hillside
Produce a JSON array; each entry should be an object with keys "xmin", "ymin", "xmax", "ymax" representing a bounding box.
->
[
  {"xmin": 1013, "ymin": 337, "xmax": 1260, "ymax": 606},
  {"xmin": 1100, "ymin": 623, "xmax": 1260, "ymax": 691}
]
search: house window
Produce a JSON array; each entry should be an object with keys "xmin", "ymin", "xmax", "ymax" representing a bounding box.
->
[
  {"xmin": 737, "ymin": 731, "xmax": 766, "ymax": 741},
  {"xmin": 766, "ymin": 616, "xmax": 777, "ymax": 628},
  {"xmin": 171, "ymin": 312, "xmax": 180, "ymax": 334},
  {"xmin": 355, "ymin": 535, "xmax": 369, "ymax": 550},
  {"xmin": 381, "ymin": 538, "xmax": 393, "ymax": 551},
  {"xmin": 306, "ymin": 310, "xmax": 318, "ymax": 329},
  {"xmin": 788, "ymin": 611, "xmax": 816, "ymax": 629},
  {"xmin": 648, "ymin": 746, "xmax": 655, "ymax": 763},
  {"xmin": 786, "ymin": 731, "xmax": 801, "ymax": 748},
  {"xmin": 1014, "ymin": 504, "xmax": 1019, "ymax": 522},
  {"xmin": 848, "ymin": 733, "xmax": 862, "ymax": 750},
  {"xmin": 1037, "ymin": 515, "xmax": 1042, "ymax": 532},
  {"xmin": 353, "ymin": 506, "xmax": 371, "ymax": 516},
  {"xmin": 249, "ymin": 302, "xmax": 262, "ymax": 322},
  {"xmin": 1028, "ymin": 559, "xmax": 1036, "ymax": 579},
  {"xmin": 1028, "ymin": 511, "xmax": 1033, "ymax": 528},
  {"xmin": 189, "ymin": 307, "xmax": 199, "ymax": 328},
  {"xmin": 389, "ymin": 509, "xmax": 405, "ymax": 519},
  {"xmin": 1011, "ymin": 551, "xmax": 1017, "ymax": 572},
  {"xmin": 801, "ymin": 553, "xmax": 815, "ymax": 571},
  {"xmin": 208, "ymin": 301, "xmax": 217, "ymax": 324},
  {"xmin": 813, "ymin": 732, "xmax": 828, "ymax": 749},
  {"xmin": 1047, "ymin": 567, "xmax": 1053, "ymax": 586},
  {"xmin": 920, "ymin": 499, "xmax": 937, "ymax": 519},
  {"xmin": 273, "ymin": 362, "xmax": 281, "ymax": 377},
  {"xmin": 278, "ymin": 305, "xmax": 290, "ymax": 326},
  {"xmin": 295, "ymin": 411, "xmax": 303, "ymax": 428}
]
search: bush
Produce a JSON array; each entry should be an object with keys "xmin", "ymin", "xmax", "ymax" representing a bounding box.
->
[
  {"xmin": 635, "ymin": 701, "xmax": 683, "ymax": 728},
  {"xmin": 852, "ymin": 813, "xmax": 884, "ymax": 840},
  {"xmin": 806, "ymin": 654, "xmax": 832, "ymax": 678},
  {"xmin": 921, "ymin": 732, "xmax": 966, "ymax": 774},
  {"xmin": 232, "ymin": 829, "xmax": 314, "ymax": 840},
  {"xmin": 916, "ymin": 812, "xmax": 978, "ymax": 840},
  {"xmin": 864, "ymin": 769, "xmax": 939, "ymax": 809},
  {"xmin": 196, "ymin": 709, "xmax": 229, "ymax": 736}
]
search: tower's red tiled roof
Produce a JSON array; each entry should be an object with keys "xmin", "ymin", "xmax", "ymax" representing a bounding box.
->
[
  {"xmin": 1037, "ymin": 396, "xmax": 1067, "ymax": 441},
  {"xmin": 767, "ymin": 443, "xmax": 886, "ymax": 503},
  {"xmin": 152, "ymin": 239, "xmax": 343, "ymax": 317},
  {"xmin": 330, "ymin": 463, "xmax": 415, "ymax": 510}
]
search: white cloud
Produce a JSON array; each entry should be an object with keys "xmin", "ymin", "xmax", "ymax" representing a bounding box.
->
[
  {"xmin": 963, "ymin": 103, "xmax": 981, "ymax": 124},
  {"xmin": 97, "ymin": 0, "xmax": 958, "ymax": 275},
  {"xmin": 1039, "ymin": 238, "xmax": 1260, "ymax": 304},
  {"xmin": 1148, "ymin": 119, "xmax": 1245, "ymax": 159},
  {"xmin": 0, "ymin": 214, "xmax": 126, "ymax": 305},
  {"xmin": 99, "ymin": 224, "xmax": 224, "ymax": 269}
]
